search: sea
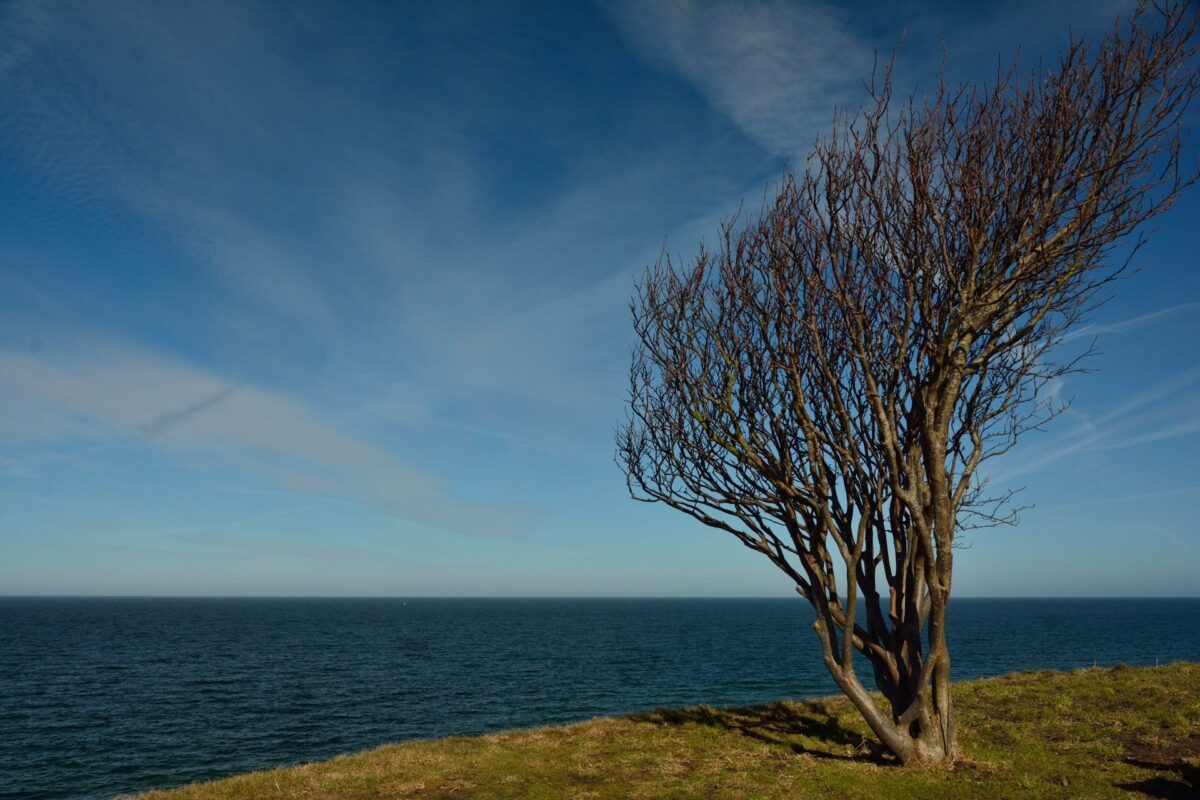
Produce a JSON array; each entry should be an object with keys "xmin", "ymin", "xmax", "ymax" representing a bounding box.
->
[{"xmin": 1, "ymin": 597, "xmax": 1197, "ymax": 800}]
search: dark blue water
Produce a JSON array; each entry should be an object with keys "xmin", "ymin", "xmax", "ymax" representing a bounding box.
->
[{"xmin": 1, "ymin": 597, "xmax": 1197, "ymax": 800}]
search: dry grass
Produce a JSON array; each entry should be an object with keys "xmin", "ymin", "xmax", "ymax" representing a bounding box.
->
[{"xmin": 132, "ymin": 662, "xmax": 1199, "ymax": 800}]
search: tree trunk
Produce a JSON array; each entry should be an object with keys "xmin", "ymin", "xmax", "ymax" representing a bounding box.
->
[
  {"xmin": 814, "ymin": 613, "xmax": 957, "ymax": 766},
  {"xmin": 897, "ymin": 595, "xmax": 957, "ymax": 764}
]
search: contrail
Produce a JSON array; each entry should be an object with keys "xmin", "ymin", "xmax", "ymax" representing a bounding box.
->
[
  {"xmin": 1062, "ymin": 300, "xmax": 1200, "ymax": 342},
  {"xmin": 137, "ymin": 384, "xmax": 239, "ymax": 439}
]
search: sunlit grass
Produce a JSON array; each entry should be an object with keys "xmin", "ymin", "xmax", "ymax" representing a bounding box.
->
[{"xmin": 132, "ymin": 662, "xmax": 1198, "ymax": 799}]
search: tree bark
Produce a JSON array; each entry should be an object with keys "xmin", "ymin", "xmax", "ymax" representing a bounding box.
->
[{"xmin": 817, "ymin": 603, "xmax": 956, "ymax": 765}]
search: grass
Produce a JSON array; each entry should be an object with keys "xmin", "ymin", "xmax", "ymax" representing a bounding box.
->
[{"xmin": 132, "ymin": 662, "xmax": 1198, "ymax": 800}]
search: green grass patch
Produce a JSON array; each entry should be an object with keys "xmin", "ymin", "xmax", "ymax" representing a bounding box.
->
[{"xmin": 132, "ymin": 662, "xmax": 1198, "ymax": 799}]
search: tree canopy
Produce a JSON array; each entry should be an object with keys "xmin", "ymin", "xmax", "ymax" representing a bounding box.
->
[{"xmin": 618, "ymin": 1, "xmax": 1197, "ymax": 765}]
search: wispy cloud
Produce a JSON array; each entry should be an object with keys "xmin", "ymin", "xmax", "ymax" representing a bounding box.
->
[
  {"xmin": 989, "ymin": 365, "xmax": 1200, "ymax": 483},
  {"xmin": 0, "ymin": 338, "xmax": 531, "ymax": 538},
  {"xmin": 601, "ymin": 0, "xmax": 1146, "ymax": 164},
  {"xmin": 1061, "ymin": 300, "xmax": 1200, "ymax": 343},
  {"xmin": 0, "ymin": 0, "xmax": 762, "ymax": 461},
  {"xmin": 1038, "ymin": 485, "xmax": 1200, "ymax": 514},
  {"xmin": 602, "ymin": 0, "xmax": 870, "ymax": 156}
]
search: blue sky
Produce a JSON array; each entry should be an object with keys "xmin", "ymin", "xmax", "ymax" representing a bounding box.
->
[{"xmin": 1, "ymin": 0, "xmax": 1196, "ymax": 597}]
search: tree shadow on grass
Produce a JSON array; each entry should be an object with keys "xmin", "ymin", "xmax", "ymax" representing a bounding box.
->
[
  {"xmin": 1116, "ymin": 758, "xmax": 1198, "ymax": 800},
  {"xmin": 631, "ymin": 700, "xmax": 893, "ymax": 765}
]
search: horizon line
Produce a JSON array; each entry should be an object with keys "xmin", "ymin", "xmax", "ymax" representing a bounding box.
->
[{"xmin": 1, "ymin": 594, "xmax": 1198, "ymax": 600}]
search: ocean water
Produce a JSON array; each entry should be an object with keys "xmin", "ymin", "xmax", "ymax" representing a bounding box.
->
[{"xmin": 1, "ymin": 597, "xmax": 1197, "ymax": 800}]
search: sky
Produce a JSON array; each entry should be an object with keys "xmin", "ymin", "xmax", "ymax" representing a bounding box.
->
[{"xmin": 0, "ymin": 0, "xmax": 1197, "ymax": 597}]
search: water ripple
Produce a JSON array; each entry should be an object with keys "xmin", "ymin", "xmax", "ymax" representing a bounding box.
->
[{"xmin": 0, "ymin": 597, "xmax": 1197, "ymax": 800}]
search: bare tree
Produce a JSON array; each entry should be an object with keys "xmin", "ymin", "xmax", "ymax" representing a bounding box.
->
[{"xmin": 618, "ymin": 2, "xmax": 1197, "ymax": 765}]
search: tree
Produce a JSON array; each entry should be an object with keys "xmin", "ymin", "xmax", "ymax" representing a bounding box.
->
[{"xmin": 617, "ymin": 2, "xmax": 1197, "ymax": 766}]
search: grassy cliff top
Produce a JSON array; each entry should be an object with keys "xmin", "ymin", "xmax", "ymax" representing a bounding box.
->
[{"xmin": 133, "ymin": 662, "xmax": 1198, "ymax": 800}]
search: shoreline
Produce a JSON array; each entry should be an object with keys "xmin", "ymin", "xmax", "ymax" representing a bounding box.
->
[{"xmin": 131, "ymin": 662, "xmax": 1199, "ymax": 800}]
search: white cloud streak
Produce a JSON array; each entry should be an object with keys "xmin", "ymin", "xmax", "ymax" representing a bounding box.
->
[
  {"xmin": 988, "ymin": 365, "xmax": 1200, "ymax": 484},
  {"xmin": 0, "ymin": 339, "xmax": 530, "ymax": 537},
  {"xmin": 1062, "ymin": 300, "xmax": 1200, "ymax": 343},
  {"xmin": 601, "ymin": 0, "xmax": 1145, "ymax": 165},
  {"xmin": 602, "ymin": 0, "xmax": 870, "ymax": 156}
]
